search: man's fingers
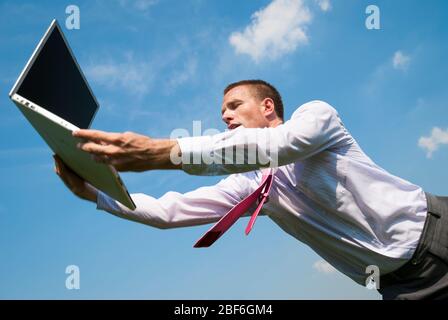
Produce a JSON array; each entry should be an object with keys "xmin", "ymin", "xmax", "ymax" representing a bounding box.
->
[
  {"xmin": 73, "ymin": 129, "xmax": 122, "ymax": 144},
  {"xmin": 54, "ymin": 155, "xmax": 79, "ymax": 181},
  {"xmin": 91, "ymin": 154, "xmax": 110, "ymax": 164},
  {"xmin": 78, "ymin": 141, "xmax": 125, "ymax": 156},
  {"xmin": 53, "ymin": 155, "xmax": 62, "ymax": 174},
  {"xmin": 54, "ymin": 156, "xmax": 69, "ymax": 174},
  {"xmin": 53, "ymin": 155, "xmax": 86, "ymax": 199}
]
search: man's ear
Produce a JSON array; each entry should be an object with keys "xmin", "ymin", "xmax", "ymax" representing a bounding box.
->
[{"xmin": 262, "ymin": 98, "xmax": 276, "ymax": 119}]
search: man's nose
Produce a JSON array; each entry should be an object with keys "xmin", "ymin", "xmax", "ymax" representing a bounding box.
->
[{"xmin": 222, "ymin": 110, "xmax": 233, "ymax": 124}]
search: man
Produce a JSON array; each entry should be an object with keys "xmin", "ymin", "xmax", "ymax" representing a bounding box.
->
[{"xmin": 54, "ymin": 80, "xmax": 448, "ymax": 300}]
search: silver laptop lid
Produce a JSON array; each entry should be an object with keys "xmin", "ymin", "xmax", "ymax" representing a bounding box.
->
[{"xmin": 9, "ymin": 19, "xmax": 99, "ymax": 129}]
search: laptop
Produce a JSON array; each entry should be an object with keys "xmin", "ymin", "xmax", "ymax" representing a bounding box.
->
[{"xmin": 9, "ymin": 19, "xmax": 136, "ymax": 210}]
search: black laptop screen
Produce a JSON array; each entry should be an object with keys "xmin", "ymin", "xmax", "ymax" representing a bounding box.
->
[{"xmin": 17, "ymin": 24, "xmax": 98, "ymax": 129}]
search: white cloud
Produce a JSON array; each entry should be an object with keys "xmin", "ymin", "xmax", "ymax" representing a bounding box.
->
[
  {"xmin": 315, "ymin": 0, "xmax": 331, "ymax": 12},
  {"xmin": 166, "ymin": 58, "xmax": 198, "ymax": 91},
  {"xmin": 363, "ymin": 50, "xmax": 413, "ymax": 96},
  {"xmin": 229, "ymin": 0, "xmax": 312, "ymax": 63},
  {"xmin": 134, "ymin": 0, "xmax": 158, "ymax": 10},
  {"xmin": 313, "ymin": 259, "xmax": 337, "ymax": 274},
  {"xmin": 392, "ymin": 50, "xmax": 411, "ymax": 71},
  {"xmin": 86, "ymin": 53, "xmax": 154, "ymax": 97},
  {"xmin": 418, "ymin": 127, "xmax": 448, "ymax": 158},
  {"xmin": 85, "ymin": 44, "xmax": 199, "ymax": 98},
  {"xmin": 118, "ymin": 0, "xmax": 158, "ymax": 11}
]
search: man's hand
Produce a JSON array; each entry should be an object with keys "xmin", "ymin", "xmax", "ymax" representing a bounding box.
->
[
  {"xmin": 53, "ymin": 155, "xmax": 98, "ymax": 203},
  {"xmin": 72, "ymin": 130, "xmax": 182, "ymax": 172}
]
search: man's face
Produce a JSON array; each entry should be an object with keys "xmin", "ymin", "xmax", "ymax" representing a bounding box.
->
[{"xmin": 221, "ymin": 85, "xmax": 270, "ymax": 130}]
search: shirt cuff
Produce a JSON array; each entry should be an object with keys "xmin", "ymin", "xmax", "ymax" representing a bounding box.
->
[
  {"xmin": 176, "ymin": 135, "xmax": 215, "ymax": 175},
  {"xmin": 96, "ymin": 190, "xmax": 123, "ymax": 214}
]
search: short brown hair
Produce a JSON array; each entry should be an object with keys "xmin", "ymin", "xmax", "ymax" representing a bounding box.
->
[{"xmin": 224, "ymin": 80, "xmax": 284, "ymax": 121}]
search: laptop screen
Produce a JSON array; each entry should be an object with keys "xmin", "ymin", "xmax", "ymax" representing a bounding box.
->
[{"xmin": 17, "ymin": 23, "xmax": 98, "ymax": 129}]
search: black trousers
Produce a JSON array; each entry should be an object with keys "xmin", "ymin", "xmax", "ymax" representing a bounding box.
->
[{"xmin": 378, "ymin": 192, "xmax": 448, "ymax": 300}]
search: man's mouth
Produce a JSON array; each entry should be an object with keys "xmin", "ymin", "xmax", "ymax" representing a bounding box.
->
[{"xmin": 227, "ymin": 123, "xmax": 241, "ymax": 130}]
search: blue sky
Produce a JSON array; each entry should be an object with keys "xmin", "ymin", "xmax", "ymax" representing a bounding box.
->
[{"xmin": 1, "ymin": 0, "xmax": 447, "ymax": 299}]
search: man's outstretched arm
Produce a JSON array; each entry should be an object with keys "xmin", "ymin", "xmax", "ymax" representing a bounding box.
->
[
  {"xmin": 54, "ymin": 154, "xmax": 261, "ymax": 228},
  {"xmin": 72, "ymin": 130, "xmax": 182, "ymax": 172},
  {"xmin": 73, "ymin": 101, "xmax": 351, "ymax": 175}
]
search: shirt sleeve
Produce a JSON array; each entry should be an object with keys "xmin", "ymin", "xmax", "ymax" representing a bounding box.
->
[
  {"xmin": 177, "ymin": 100, "xmax": 352, "ymax": 176},
  {"xmin": 96, "ymin": 171, "xmax": 262, "ymax": 229}
]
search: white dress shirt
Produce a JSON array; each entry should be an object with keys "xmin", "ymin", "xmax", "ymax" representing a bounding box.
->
[{"xmin": 96, "ymin": 100, "xmax": 428, "ymax": 285}]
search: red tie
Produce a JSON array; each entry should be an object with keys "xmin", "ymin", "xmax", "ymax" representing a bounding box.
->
[{"xmin": 194, "ymin": 169, "xmax": 274, "ymax": 248}]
